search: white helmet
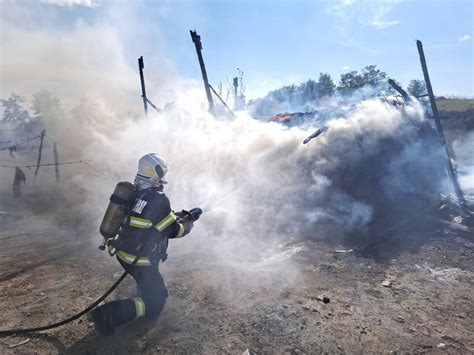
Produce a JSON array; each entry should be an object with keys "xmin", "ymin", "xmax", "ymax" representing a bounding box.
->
[{"xmin": 135, "ymin": 153, "xmax": 169, "ymax": 186}]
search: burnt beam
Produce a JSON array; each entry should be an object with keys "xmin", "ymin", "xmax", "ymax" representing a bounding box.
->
[
  {"xmin": 138, "ymin": 56, "xmax": 148, "ymax": 117},
  {"xmin": 388, "ymin": 79, "xmax": 410, "ymax": 101},
  {"xmin": 416, "ymin": 39, "xmax": 466, "ymax": 207},
  {"xmin": 190, "ymin": 30, "xmax": 215, "ymax": 115}
]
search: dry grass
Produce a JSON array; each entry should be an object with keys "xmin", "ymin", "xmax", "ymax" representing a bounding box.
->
[{"xmin": 436, "ymin": 98, "xmax": 474, "ymax": 112}]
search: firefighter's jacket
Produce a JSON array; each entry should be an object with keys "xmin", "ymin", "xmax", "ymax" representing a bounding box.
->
[{"xmin": 114, "ymin": 186, "xmax": 188, "ymax": 266}]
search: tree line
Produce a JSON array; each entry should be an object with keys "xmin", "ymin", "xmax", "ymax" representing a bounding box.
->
[
  {"xmin": 1, "ymin": 67, "xmax": 428, "ymax": 123},
  {"xmin": 1, "ymin": 91, "xmax": 62, "ymax": 123},
  {"xmin": 249, "ymin": 65, "xmax": 427, "ymax": 117},
  {"xmin": 1, "ymin": 90, "xmax": 98, "ymax": 126}
]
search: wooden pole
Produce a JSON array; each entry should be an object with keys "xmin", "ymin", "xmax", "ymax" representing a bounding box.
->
[
  {"xmin": 388, "ymin": 79, "xmax": 409, "ymax": 101},
  {"xmin": 34, "ymin": 130, "xmax": 46, "ymax": 180},
  {"xmin": 416, "ymin": 40, "xmax": 466, "ymax": 206},
  {"xmin": 53, "ymin": 142, "xmax": 60, "ymax": 181},
  {"xmin": 145, "ymin": 98, "xmax": 162, "ymax": 113},
  {"xmin": 138, "ymin": 56, "xmax": 148, "ymax": 118},
  {"xmin": 233, "ymin": 77, "xmax": 239, "ymax": 110},
  {"xmin": 190, "ymin": 30, "xmax": 215, "ymax": 115},
  {"xmin": 208, "ymin": 84, "xmax": 235, "ymax": 117}
]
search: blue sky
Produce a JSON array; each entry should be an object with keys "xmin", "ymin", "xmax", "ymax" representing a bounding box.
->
[{"xmin": 1, "ymin": 0, "xmax": 473, "ymax": 99}]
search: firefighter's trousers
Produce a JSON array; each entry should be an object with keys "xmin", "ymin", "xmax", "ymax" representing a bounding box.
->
[{"xmin": 94, "ymin": 258, "xmax": 168, "ymax": 329}]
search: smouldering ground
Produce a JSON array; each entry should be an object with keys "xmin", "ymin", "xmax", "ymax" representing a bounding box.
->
[{"xmin": 0, "ymin": 207, "xmax": 473, "ymax": 354}]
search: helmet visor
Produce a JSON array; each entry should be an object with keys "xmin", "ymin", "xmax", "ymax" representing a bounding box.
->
[{"xmin": 155, "ymin": 163, "xmax": 165, "ymax": 179}]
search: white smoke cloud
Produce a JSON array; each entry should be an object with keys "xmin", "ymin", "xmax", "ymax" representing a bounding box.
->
[
  {"xmin": 65, "ymin": 95, "xmax": 440, "ymax": 265},
  {"xmin": 1, "ymin": 24, "xmax": 140, "ymax": 113},
  {"xmin": 453, "ymin": 131, "xmax": 474, "ymax": 196},
  {"xmin": 0, "ymin": 0, "xmax": 176, "ymax": 113},
  {"xmin": 0, "ymin": 0, "xmax": 451, "ymax": 300}
]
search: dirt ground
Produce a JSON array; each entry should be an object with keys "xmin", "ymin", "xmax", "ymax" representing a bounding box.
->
[
  {"xmin": 0, "ymin": 130, "xmax": 473, "ymax": 354},
  {"xmin": 0, "ymin": 200, "xmax": 472, "ymax": 354}
]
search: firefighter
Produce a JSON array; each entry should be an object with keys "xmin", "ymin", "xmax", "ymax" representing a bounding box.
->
[{"xmin": 89, "ymin": 153, "xmax": 199, "ymax": 335}]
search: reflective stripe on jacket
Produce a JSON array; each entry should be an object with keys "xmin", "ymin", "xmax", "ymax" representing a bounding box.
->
[
  {"xmin": 128, "ymin": 211, "xmax": 178, "ymax": 232},
  {"xmin": 114, "ymin": 186, "xmax": 188, "ymax": 266}
]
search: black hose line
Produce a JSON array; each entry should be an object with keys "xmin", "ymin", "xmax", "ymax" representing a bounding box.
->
[{"xmin": 0, "ymin": 255, "xmax": 139, "ymax": 336}]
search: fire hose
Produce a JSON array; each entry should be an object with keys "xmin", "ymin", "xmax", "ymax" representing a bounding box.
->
[
  {"xmin": 0, "ymin": 208, "xmax": 202, "ymax": 336},
  {"xmin": 0, "ymin": 255, "xmax": 139, "ymax": 336}
]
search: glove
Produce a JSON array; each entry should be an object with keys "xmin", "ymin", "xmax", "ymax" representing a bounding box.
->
[
  {"xmin": 175, "ymin": 208, "xmax": 201, "ymax": 237},
  {"xmin": 176, "ymin": 207, "xmax": 202, "ymax": 223},
  {"xmin": 189, "ymin": 207, "xmax": 202, "ymax": 221}
]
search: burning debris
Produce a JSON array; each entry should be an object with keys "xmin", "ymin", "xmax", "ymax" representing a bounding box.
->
[
  {"xmin": 302, "ymin": 126, "xmax": 327, "ymax": 145},
  {"xmin": 271, "ymin": 111, "xmax": 318, "ymax": 125}
]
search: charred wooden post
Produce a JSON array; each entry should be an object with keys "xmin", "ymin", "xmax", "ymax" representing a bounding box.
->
[
  {"xmin": 138, "ymin": 56, "xmax": 148, "ymax": 117},
  {"xmin": 388, "ymin": 79, "xmax": 410, "ymax": 101},
  {"xmin": 416, "ymin": 40, "xmax": 466, "ymax": 206},
  {"xmin": 190, "ymin": 30, "xmax": 214, "ymax": 115},
  {"xmin": 233, "ymin": 77, "xmax": 239, "ymax": 110},
  {"xmin": 34, "ymin": 130, "xmax": 46, "ymax": 180},
  {"xmin": 208, "ymin": 84, "xmax": 235, "ymax": 117},
  {"xmin": 145, "ymin": 98, "xmax": 162, "ymax": 113},
  {"xmin": 53, "ymin": 142, "xmax": 60, "ymax": 182}
]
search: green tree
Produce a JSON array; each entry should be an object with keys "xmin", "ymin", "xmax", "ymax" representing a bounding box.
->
[
  {"xmin": 30, "ymin": 90, "xmax": 64, "ymax": 135},
  {"xmin": 300, "ymin": 79, "xmax": 318, "ymax": 102},
  {"xmin": 287, "ymin": 84, "xmax": 297, "ymax": 101},
  {"xmin": 31, "ymin": 90, "xmax": 62, "ymax": 121},
  {"xmin": 338, "ymin": 65, "xmax": 389, "ymax": 96},
  {"xmin": 361, "ymin": 65, "xmax": 387, "ymax": 87},
  {"xmin": 1, "ymin": 93, "xmax": 31, "ymax": 122},
  {"xmin": 272, "ymin": 86, "xmax": 290, "ymax": 103},
  {"xmin": 337, "ymin": 70, "xmax": 365, "ymax": 95},
  {"xmin": 317, "ymin": 73, "xmax": 335, "ymax": 97},
  {"xmin": 407, "ymin": 79, "xmax": 427, "ymax": 97}
]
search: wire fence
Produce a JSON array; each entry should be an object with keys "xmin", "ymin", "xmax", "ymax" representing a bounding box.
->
[
  {"xmin": 0, "ymin": 134, "xmax": 42, "ymax": 151},
  {"xmin": 0, "ymin": 129, "xmax": 106, "ymax": 183},
  {"xmin": 0, "ymin": 160, "xmax": 104, "ymax": 174}
]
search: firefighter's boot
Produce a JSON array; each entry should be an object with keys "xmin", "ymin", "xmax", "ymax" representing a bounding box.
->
[{"xmin": 88, "ymin": 300, "xmax": 136, "ymax": 336}]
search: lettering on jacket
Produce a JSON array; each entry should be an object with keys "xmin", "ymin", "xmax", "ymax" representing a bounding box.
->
[{"xmin": 132, "ymin": 199, "xmax": 147, "ymax": 214}]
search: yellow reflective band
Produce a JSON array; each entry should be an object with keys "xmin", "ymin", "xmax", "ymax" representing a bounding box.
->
[
  {"xmin": 176, "ymin": 223, "xmax": 185, "ymax": 238},
  {"xmin": 116, "ymin": 250, "xmax": 151, "ymax": 266},
  {"xmin": 155, "ymin": 212, "xmax": 177, "ymax": 232},
  {"xmin": 133, "ymin": 297, "xmax": 146, "ymax": 319},
  {"xmin": 129, "ymin": 216, "xmax": 153, "ymax": 229}
]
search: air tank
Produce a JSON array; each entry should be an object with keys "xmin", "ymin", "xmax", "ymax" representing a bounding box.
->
[{"xmin": 100, "ymin": 181, "xmax": 135, "ymax": 239}]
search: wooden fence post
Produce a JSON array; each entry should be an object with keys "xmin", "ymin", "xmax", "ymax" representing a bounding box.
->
[
  {"xmin": 416, "ymin": 40, "xmax": 466, "ymax": 206},
  {"xmin": 53, "ymin": 142, "xmax": 60, "ymax": 181},
  {"xmin": 34, "ymin": 130, "xmax": 46, "ymax": 180},
  {"xmin": 138, "ymin": 56, "xmax": 148, "ymax": 118},
  {"xmin": 190, "ymin": 30, "xmax": 215, "ymax": 115}
]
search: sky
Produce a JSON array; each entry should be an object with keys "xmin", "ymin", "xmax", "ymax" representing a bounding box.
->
[{"xmin": 1, "ymin": 0, "xmax": 473, "ymax": 103}]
